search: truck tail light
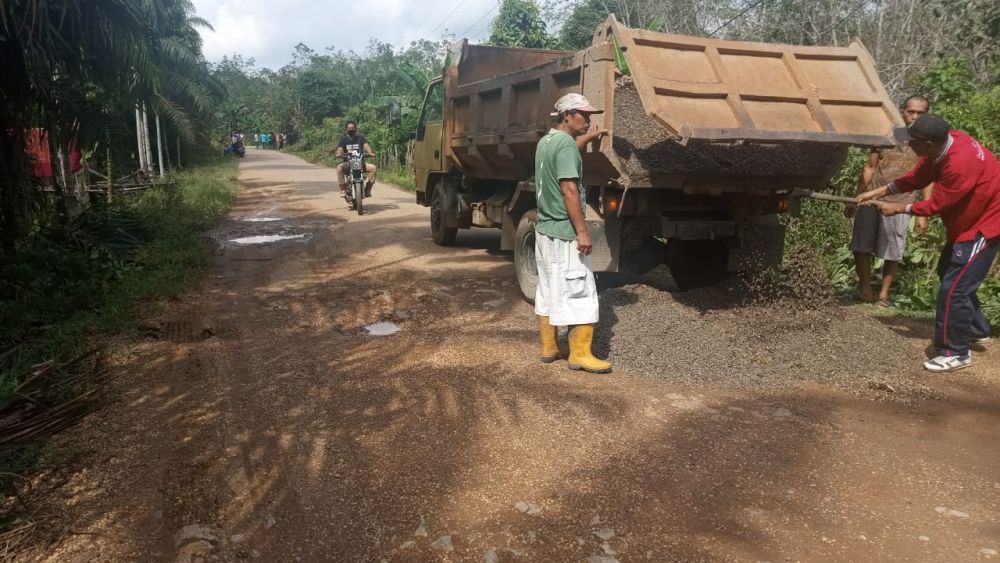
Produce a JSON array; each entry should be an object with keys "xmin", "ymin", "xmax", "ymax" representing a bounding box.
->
[{"xmin": 777, "ymin": 196, "xmax": 789, "ymax": 213}]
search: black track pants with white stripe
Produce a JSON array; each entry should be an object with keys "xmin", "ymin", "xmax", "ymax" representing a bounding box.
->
[{"xmin": 935, "ymin": 233, "xmax": 1000, "ymax": 357}]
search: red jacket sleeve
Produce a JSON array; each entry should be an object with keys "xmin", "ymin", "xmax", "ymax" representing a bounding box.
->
[
  {"xmin": 891, "ymin": 156, "xmax": 936, "ymax": 194},
  {"xmin": 909, "ymin": 157, "xmax": 977, "ymax": 217}
]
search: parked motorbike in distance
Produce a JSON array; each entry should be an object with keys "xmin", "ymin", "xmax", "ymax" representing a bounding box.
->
[
  {"xmin": 344, "ymin": 151, "xmax": 371, "ymax": 215},
  {"xmin": 224, "ymin": 140, "xmax": 245, "ymax": 158}
]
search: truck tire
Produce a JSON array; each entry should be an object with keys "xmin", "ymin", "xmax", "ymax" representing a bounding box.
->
[
  {"xmin": 667, "ymin": 239, "xmax": 729, "ymax": 291},
  {"xmin": 430, "ymin": 181, "xmax": 457, "ymax": 246},
  {"xmin": 514, "ymin": 209, "xmax": 538, "ymax": 303}
]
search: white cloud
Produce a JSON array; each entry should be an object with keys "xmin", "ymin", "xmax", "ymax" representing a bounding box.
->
[{"xmin": 191, "ymin": 0, "xmax": 503, "ymax": 69}]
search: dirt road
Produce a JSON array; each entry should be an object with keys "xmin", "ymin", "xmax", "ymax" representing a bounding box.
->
[{"xmin": 23, "ymin": 148, "xmax": 1000, "ymax": 562}]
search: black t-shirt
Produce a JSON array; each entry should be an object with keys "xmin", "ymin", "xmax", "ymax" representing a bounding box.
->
[{"xmin": 339, "ymin": 133, "xmax": 368, "ymax": 157}]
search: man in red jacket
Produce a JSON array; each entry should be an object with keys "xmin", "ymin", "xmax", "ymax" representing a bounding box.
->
[{"xmin": 858, "ymin": 115, "xmax": 1000, "ymax": 372}]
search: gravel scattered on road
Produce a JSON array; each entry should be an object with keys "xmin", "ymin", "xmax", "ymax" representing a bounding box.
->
[{"xmin": 595, "ymin": 250, "xmax": 931, "ymax": 400}]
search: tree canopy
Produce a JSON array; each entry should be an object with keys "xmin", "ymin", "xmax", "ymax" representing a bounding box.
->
[{"xmin": 488, "ymin": 0, "xmax": 559, "ymax": 49}]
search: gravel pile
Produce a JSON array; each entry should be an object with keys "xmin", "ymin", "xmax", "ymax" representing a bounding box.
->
[
  {"xmin": 595, "ymin": 248, "xmax": 926, "ymax": 399},
  {"xmin": 611, "ymin": 78, "xmax": 848, "ymax": 187}
]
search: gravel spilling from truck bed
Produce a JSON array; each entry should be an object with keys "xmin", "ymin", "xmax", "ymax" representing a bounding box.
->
[
  {"xmin": 594, "ymin": 249, "xmax": 932, "ymax": 401},
  {"xmin": 611, "ymin": 78, "xmax": 848, "ymax": 187}
]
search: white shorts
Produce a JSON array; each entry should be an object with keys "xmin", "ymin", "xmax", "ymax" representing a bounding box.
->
[{"xmin": 534, "ymin": 232, "xmax": 599, "ymax": 326}]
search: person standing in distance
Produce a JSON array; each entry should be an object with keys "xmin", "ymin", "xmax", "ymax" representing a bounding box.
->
[
  {"xmin": 534, "ymin": 93, "xmax": 611, "ymax": 374},
  {"xmin": 858, "ymin": 115, "xmax": 1000, "ymax": 372}
]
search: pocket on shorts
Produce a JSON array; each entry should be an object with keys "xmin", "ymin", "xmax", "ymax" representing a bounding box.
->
[{"xmin": 564, "ymin": 269, "xmax": 588, "ymax": 299}]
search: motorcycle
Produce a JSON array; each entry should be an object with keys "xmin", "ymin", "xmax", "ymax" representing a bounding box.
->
[
  {"xmin": 224, "ymin": 140, "xmax": 246, "ymax": 158},
  {"xmin": 343, "ymin": 151, "xmax": 371, "ymax": 215}
]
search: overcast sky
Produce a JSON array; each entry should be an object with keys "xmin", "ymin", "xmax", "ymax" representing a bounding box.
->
[{"xmin": 191, "ymin": 0, "xmax": 506, "ymax": 69}]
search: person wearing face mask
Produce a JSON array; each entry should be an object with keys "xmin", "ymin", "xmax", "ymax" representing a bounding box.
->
[
  {"xmin": 857, "ymin": 115, "xmax": 1000, "ymax": 372},
  {"xmin": 335, "ymin": 121, "xmax": 377, "ymax": 197},
  {"xmin": 533, "ymin": 93, "xmax": 611, "ymax": 374}
]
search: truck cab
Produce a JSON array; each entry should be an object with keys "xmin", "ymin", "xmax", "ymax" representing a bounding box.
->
[{"xmin": 413, "ymin": 77, "xmax": 445, "ymax": 208}]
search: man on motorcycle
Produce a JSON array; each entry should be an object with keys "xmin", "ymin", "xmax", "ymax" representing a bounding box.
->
[{"xmin": 335, "ymin": 121, "xmax": 377, "ymax": 196}]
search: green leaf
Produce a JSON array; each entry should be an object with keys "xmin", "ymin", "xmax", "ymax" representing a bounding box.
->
[{"xmin": 613, "ymin": 35, "xmax": 630, "ymax": 76}]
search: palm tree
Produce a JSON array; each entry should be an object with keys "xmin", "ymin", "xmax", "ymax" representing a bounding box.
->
[{"xmin": 147, "ymin": 0, "xmax": 224, "ymax": 144}]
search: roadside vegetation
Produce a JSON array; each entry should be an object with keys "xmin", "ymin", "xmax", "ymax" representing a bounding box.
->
[{"xmin": 1, "ymin": 156, "xmax": 236, "ymax": 390}]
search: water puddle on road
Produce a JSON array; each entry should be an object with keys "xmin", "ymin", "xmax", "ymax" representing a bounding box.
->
[
  {"xmin": 240, "ymin": 217, "xmax": 283, "ymax": 222},
  {"xmin": 364, "ymin": 322, "xmax": 400, "ymax": 336},
  {"xmin": 229, "ymin": 234, "xmax": 307, "ymax": 245}
]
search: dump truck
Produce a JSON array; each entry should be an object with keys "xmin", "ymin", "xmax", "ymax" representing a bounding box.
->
[{"xmin": 411, "ymin": 16, "xmax": 902, "ymax": 300}]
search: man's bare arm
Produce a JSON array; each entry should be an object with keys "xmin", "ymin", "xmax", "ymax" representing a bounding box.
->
[
  {"xmin": 859, "ymin": 150, "xmax": 879, "ymax": 192},
  {"xmin": 575, "ymin": 126, "xmax": 607, "ymax": 150},
  {"xmin": 848, "ymin": 150, "xmax": 880, "ymax": 217},
  {"xmin": 559, "ymin": 179, "xmax": 592, "ymax": 255}
]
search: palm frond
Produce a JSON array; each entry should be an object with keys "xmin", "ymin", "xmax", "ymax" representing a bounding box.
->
[
  {"xmin": 154, "ymin": 94, "xmax": 197, "ymax": 143},
  {"xmin": 186, "ymin": 16, "xmax": 214, "ymax": 32}
]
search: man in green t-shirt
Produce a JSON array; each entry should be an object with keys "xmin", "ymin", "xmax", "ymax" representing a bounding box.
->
[{"xmin": 534, "ymin": 93, "xmax": 611, "ymax": 374}]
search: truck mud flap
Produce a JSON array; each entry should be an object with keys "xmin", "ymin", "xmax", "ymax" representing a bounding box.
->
[
  {"xmin": 441, "ymin": 181, "xmax": 468, "ymax": 229},
  {"xmin": 503, "ymin": 212, "xmax": 620, "ymax": 270},
  {"xmin": 587, "ymin": 217, "xmax": 620, "ymax": 273}
]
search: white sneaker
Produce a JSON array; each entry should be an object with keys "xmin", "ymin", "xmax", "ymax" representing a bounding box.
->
[
  {"xmin": 923, "ymin": 353, "xmax": 972, "ymax": 372},
  {"xmin": 971, "ymin": 337, "xmax": 990, "ymax": 350}
]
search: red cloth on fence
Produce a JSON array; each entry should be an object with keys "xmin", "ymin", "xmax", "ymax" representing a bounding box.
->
[{"xmin": 25, "ymin": 128, "xmax": 82, "ymax": 177}]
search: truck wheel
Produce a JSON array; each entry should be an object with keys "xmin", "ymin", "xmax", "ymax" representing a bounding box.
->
[
  {"xmin": 430, "ymin": 181, "xmax": 457, "ymax": 246},
  {"xmin": 514, "ymin": 209, "xmax": 538, "ymax": 303},
  {"xmin": 667, "ymin": 239, "xmax": 729, "ymax": 291}
]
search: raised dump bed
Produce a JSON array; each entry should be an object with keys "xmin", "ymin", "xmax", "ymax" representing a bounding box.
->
[
  {"xmin": 597, "ymin": 18, "xmax": 899, "ymax": 189},
  {"xmin": 435, "ymin": 15, "xmax": 898, "ymax": 192}
]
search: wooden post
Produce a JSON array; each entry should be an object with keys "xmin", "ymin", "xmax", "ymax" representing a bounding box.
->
[
  {"xmin": 155, "ymin": 112, "xmax": 165, "ymax": 178},
  {"xmin": 106, "ymin": 146, "xmax": 113, "ymax": 203},
  {"xmin": 135, "ymin": 106, "xmax": 146, "ymax": 173},
  {"xmin": 141, "ymin": 103, "xmax": 153, "ymax": 176},
  {"xmin": 47, "ymin": 122, "xmax": 68, "ymax": 221},
  {"xmin": 164, "ymin": 127, "xmax": 173, "ymax": 170}
]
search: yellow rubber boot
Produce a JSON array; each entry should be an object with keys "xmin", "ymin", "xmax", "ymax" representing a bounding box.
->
[
  {"xmin": 568, "ymin": 324, "xmax": 612, "ymax": 374},
  {"xmin": 538, "ymin": 316, "xmax": 566, "ymax": 363}
]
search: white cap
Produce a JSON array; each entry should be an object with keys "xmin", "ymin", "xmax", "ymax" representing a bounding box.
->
[{"xmin": 550, "ymin": 93, "xmax": 603, "ymax": 116}]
